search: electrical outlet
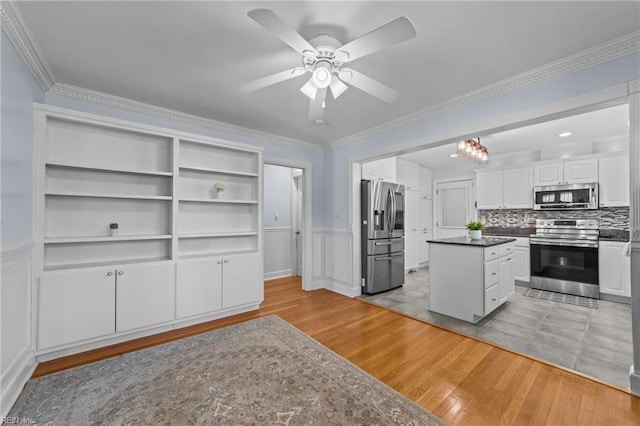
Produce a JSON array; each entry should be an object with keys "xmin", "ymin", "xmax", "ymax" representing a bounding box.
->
[
  {"xmin": 0, "ymin": 203, "xmax": 5, "ymax": 223},
  {"xmin": 273, "ymin": 213, "xmax": 278, "ymax": 221}
]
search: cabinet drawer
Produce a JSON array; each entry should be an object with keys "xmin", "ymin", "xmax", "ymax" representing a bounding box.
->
[
  {"xmin": 484, "ymin": 260, "xmax": 498, "ymax": 287},
  {"xmin": 484, "ymin": 285, "xmax": 500, "ymax": 316},
  {"xmin": 484, "ymin": 247, "xmax": 499, "ymax": 261},
  {"xmin": 499, "ymin": 243, "xmax": 515, "ymax": 258}
]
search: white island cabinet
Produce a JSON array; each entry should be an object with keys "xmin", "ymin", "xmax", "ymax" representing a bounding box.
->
[{"xmin": 428, "ymin": 237, "xmax": 515, "ymax": 323}]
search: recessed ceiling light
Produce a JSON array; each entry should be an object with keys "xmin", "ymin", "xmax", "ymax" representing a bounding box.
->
[
  {"xmin": 450, "ymin": 154, "xmax": 458, "ymax": 158},
  {"xmin": 558, "ymin": 132, "xmax": 572, "ymax": 137}
]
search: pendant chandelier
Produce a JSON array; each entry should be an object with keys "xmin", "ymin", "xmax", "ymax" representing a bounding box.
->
[{"xmin": 457, "ymin": 138, "xmax": 488, "ymax": 163}]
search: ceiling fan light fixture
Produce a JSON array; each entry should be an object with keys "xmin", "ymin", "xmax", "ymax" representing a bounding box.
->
[
  {"xmin": 300, "ymin": 78, "xmax": 318, "ymax": 100},
  {"xmin": 329, "ymin": 76, "xmax": 348, "ymax": 99},
  {"xmin": 311, "ymin": 67, "xmax": 332, "ymax": 89}
]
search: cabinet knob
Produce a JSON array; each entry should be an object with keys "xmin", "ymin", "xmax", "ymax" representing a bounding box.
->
[
  {"xmin": 118, "ymin": 271, "xmax": 124, "ymax": 276},
  {"xmin": 507, "ymin": 258, "xmax": 513, "ymax": 261},
  {"xmin": 223, "ymin": 260, "xmax": 229, "ymax": 264},
  {"xmin": 492, "ymin": 298, "xmax": 496, "ymax": 302},
  {"xmin": 491, "ymin": 252, "xmax": 496, "ymax": 255},
  {"xmin": 107, "ymin": 271, "xmax": 113, "ymax": 277},
  {"xmin": 492, "ymin": 272, "xmax": 496, "ymax": 276},
  {"xmin": 217, "ymin": 260, "xmax": 222, "ymax": 265}
]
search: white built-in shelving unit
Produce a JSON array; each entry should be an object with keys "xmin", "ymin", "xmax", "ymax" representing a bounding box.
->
[{"xmin": 34, "ymin": 105, "xmax": 263, "ymax": 358}]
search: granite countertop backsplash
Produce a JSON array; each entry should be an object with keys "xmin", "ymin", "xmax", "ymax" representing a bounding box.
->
[
  {"xmin": 599, "ymin": 229, "xmax": 630, "ymax": 242},
  {"xmin": 483, "ymin": 227, "xmax": 536, "ymax": 238},
  {"xmin": 483, "ymin": 226, "xmax": 629, "ymax": 242}
]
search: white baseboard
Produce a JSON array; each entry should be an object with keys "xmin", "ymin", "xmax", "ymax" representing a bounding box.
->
[
  {"xmin": 322, "ymin": 280, "xmax": 360, "ymax": 298},
  {"xmin": 264, "ymin": 269, "xmax": 292, "ymax": 280},
  {"xmin": 1, "ymin": 348, "xmax": 37, "ymax": 417}
]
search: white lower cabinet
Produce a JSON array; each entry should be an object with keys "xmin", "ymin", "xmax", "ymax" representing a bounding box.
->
[
  {"xmin": 39, "ymin": 267, "xmax": 116, "ymax": 350},
  {"xmin": 176, "ymin": 259, "xmax": 223, "ymax": 319},
  {"xmin": 419, "ymin": 230, "xmax": 431, "ymax": 265},
  {"xmin": 599, "ymin": 241, "xmax": 631, "ymax": 298},
  {"xmin": 222, "ymin": 253, "xmax": 263, "ymax": 309},
  {"xmin": 39, "ymin": 263, "xmax": 175, "ymax": 350},
  {"xmin": 116, "ymin": 263, "xmax": 175, "ymax": 332},
  {"xmin": 498, "ymin": 255, "xmax": 515, "ymax": 304}
]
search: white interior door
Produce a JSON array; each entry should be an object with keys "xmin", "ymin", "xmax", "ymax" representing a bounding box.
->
[{"xmin": 436, "ymin": 179, "xmax": 475, "ymax": 239}]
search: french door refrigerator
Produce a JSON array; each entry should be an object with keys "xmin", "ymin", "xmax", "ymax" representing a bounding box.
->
[{"xmin": 361, "ymin": 179, "xmax": 405, "ymax": 294}]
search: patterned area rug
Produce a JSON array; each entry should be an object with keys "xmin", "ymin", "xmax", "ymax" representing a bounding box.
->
[
  {"xmin": 10, "ymin": 315, "xmax": 443, "ymax": 425},
  {"xmin": 523, "ymin": 288, "xmax": 599, "ymax": 309}
]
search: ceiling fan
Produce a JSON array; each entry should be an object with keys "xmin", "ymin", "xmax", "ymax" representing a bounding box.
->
[{"xmin": 238, "ymin": 9, "xmax": 417, "ymax": 124}]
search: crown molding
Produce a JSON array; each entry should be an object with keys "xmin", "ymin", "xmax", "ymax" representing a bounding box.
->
[
  {"xmin": 330, "ymin": 30, "xmax": 640, "ymax": 149},
  {"xmin": 48, "ymin": 83, "xmax": 323, "ymax": 151},
  {"xmin": 0, "ymin": 1, "xmax": 55, "ymax": 91}
]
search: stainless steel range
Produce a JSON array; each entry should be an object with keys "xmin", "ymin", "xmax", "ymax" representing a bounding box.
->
[{"xmin": 530, "ymin": 219, "xmax": 599, "ymax": 298}]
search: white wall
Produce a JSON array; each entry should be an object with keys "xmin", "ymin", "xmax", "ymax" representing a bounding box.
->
[
  {"xmin": 263, "ymin": 164, "xmax": 293, "ymax": 280},
  {"xmin": 1, "ymin": 31, "xmax": 43, "ymax": 417}
]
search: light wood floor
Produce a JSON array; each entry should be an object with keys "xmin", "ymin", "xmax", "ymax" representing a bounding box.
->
[{"xmin": 34, "ymin": 277, "xmax": 640, "ymax": 425}]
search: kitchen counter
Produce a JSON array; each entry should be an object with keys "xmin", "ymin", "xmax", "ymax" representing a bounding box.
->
[
  {"xmin": 483, "ymin": 226, "xmax": 535, "ymax": 238},
  {"xmin": 599, "ymin": 229, "xmax": 630, "ymax": 242},
  {"xmin": 427, "ymin": 236, "xmax": 516, "ymax": 247}
]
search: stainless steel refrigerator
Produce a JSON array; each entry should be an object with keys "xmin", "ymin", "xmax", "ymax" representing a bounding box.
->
[{"xmin": 361, "ymin": 179, "xmax": 405, "ymax": 294}]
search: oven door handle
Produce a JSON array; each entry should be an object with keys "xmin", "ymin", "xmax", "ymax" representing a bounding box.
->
[{"xmin": 530, "ymin": 238, "xmax": 598, "ymax": 248}]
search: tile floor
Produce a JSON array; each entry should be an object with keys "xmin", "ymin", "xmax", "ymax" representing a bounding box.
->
[{"xmin": 359, "ymin": 267, "xmax": 634, "ymax": 390}]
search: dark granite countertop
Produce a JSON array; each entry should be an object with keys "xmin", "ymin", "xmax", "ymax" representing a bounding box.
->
[
  {"xmin": 427, "ymin": 236, "xmax": 517, "ymax": 247},
  {"xmin": 483, "ymin": 227, "xmax": 536, "ymax": 238},
  {"xmin": 599, "ymin": 229, "xmax": 630, "ymax": 242}
]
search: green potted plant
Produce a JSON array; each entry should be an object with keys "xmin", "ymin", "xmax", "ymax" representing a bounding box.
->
[
  {"xmin": 466, "ymin": 220, "xmax": 484, "ymax": 240},
  {"xmin": 109, "ymin": 222, "xmax": 119, "ymax": 237}
]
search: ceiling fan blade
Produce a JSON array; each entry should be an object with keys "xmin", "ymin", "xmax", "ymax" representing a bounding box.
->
[
  {"xmin": 335, "ymin": 17, "xmax": 416, "ymax": 63},
  {"xmin": 238, "ymin": 68, "xmax": 307, "ymax": 93},
  {"xmin": 248, "ymin": 9, "xmax": 318, "ymax": 56},
  {"xmin": 309, "ymin": 88, "xmax": 327, "ymax": 122},
  {"xmin": 339, "ymin": 69, "xmax": 398, "ymax": 103}
]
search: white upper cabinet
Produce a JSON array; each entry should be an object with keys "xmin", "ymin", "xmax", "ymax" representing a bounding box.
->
[
  {"xmin": 534, "ymin": 158, "xmax": 598, "ymax": 186},
  {"xmin": 476, "ymin": 170, "xmax": 503, "ymax": 209},
  {"xmin": 419, "ymin": 166, "xmax": 433, "ymax": 199},
  {"xmin": 599, "ymin": 154, "xmax": 629, "ymax": 207},
  {"xmin": 476, "ymin": 167, "xmax": 533, "ymax": 209},
  {"xmin": 362, "ymin": 158, "xmax": 396, "ymax": 182},
  {"xmin": 503, "ymin": 167, "xmax": 534, "ymax": 208},
  {"xmin": 396, "ymin": 159, "xmax": 420, "ymax": 190}
]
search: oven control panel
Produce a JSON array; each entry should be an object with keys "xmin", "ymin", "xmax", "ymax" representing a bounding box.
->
[{"xmin": 535, "ymin": 219, "xmax": 599, "ymax": 229}]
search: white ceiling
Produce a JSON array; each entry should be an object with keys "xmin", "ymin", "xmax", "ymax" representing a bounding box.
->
[
  {"xmin": 400, "ymin": 103, "xmax": 630, "ymax": 170},
  {"xmin": 13, "ymin": 1, "xmax": 640, "ymax": 146}
]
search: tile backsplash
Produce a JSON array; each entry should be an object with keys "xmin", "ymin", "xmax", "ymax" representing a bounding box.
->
[{"xmin": 478, "ymin": 207, "xmax": 629, "ymax": 230}]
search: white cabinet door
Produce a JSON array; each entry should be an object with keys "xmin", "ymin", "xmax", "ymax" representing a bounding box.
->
[
  {"xmin": 362, "ymin": 161, "xmax": 380, "ymax": 181},
  {"xmin": 116, "ymin": 263, "xmax": 175, "ymax": 332},
  {"xmin": 222, "ymin": 253, "xmax": 263, "ymax": 308},
  {"xmin": 563, "ymin": 158, "xmax": 598, "ymax": 184},
  {"xmin": 476, "ymin": 170, "xmax": 503, "ymax": 209},
  {"xmin": 396, "ymin": 159, "xmax": 419, "ymax": 190},
  {"xmin": 176, "ymin": 258, "xmax": 223, "ymax": 319},
  {"xmin": 513, "ymin": 246, "xmax": 530, "ymax": 282},
  {"xmin": 498, "ymin": 256, "xmax": 515, "ymax": 304},
  {"xmin": 418, "ymin": 197, "xmax": 432, "ymax": 231},
  {"xmin": 419, "ymin": 166, "xmax": 433, "ymax": 199},
  {"xmin": 405, "ymin": 229, "xmax": 420, "ymax": 270},
  {"xmin": 404, "ymin": 190, "xmax": 420, "ymax": 270},
  {"xmin": 503, "ymin": 167, "xmax": 533, "ymax": 208},
  {"xmin": 599, "ymin": 155, "xmax": 629, "ymax": 207},
  {"xmin": 380, "ymin": 158, "xmax": 397, "ymax": 182},
  {"xmin": 419, "ymin": 230, "xmax": 431, "ymax": 264},
  {"xmin": 534, "ymin": 162, "xmax": 563, "ymax": 186},
  {"xmin": 599, "ymin": 242, "xmax": 631, "ymax": 298},
  {"xmin": 38, "ymin": 267, "xmax": 116, "ymax": 349}
]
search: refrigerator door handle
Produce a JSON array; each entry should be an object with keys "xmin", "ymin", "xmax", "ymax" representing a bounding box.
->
[
  {"xmin": 374, "ymin": 254, "xmax": 404, "ymax": 260},
  {"xmin": 389, "ymin": 187, "xmax": 396, "ymax": 233}
]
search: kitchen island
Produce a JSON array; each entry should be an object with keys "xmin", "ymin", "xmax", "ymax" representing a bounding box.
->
[{"xmin": 427, "ymin": 236, "xmax": 516, "ymax": 323}]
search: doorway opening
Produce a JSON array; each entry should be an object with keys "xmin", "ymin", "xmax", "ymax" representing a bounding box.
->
[{"xmin": 263, "ymin": 160, "xmax": 311, "ymax": 290}]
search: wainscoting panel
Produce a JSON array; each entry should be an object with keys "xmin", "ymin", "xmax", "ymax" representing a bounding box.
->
[
  {"xmin": 325, "ymin": 234, "xmax": 351, "ymax": 283},
  {"xmin": 264, "ymin": 227, "xmax": 292, "ymax": 280},
  {"xmin": 1, "ymin": 251, "xmax": 37, "ymax": 417}
]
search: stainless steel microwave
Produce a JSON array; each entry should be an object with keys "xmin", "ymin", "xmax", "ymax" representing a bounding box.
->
[{"xmin": 533, "ymin": 182, "xmax": 598, "ymax": 210}]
